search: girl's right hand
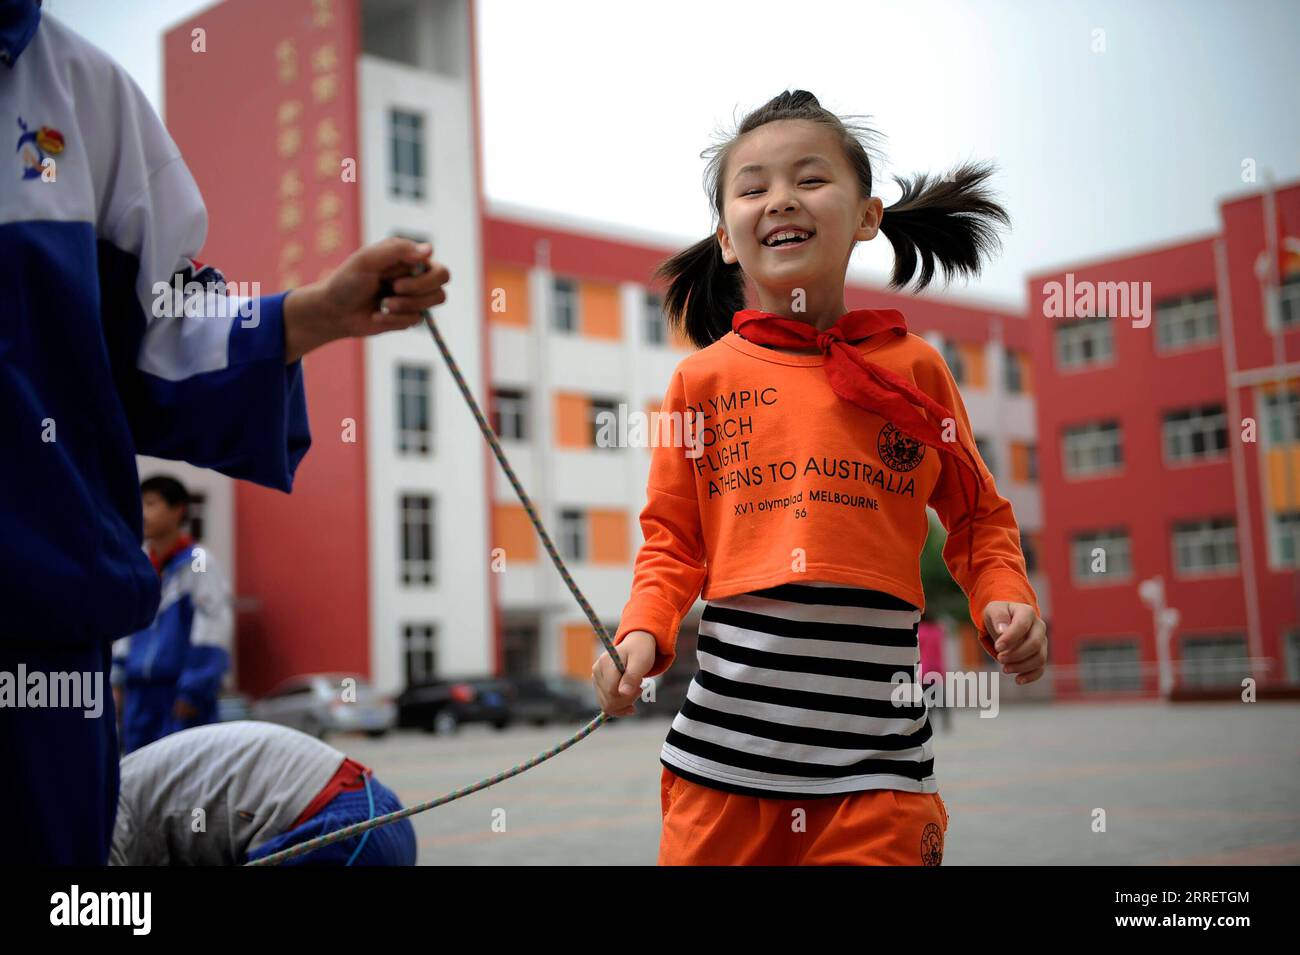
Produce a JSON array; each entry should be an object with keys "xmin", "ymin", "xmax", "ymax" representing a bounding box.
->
[{"xmin": 592, "ymin": 631, "xmax": 657, "ymax": 717}]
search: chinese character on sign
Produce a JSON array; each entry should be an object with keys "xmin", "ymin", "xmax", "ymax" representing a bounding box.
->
[
  {"xmin": 278, "ymin": 100, "xmax": 303, "ymax": 126},
  {"xmin": 315, "ymin": 150, "xmax": 341, "ymax": 179},
  {"xmin": 278, "ymin": 241, "xmax": 304, "ymax": 270},
  {"xmin": 312, "ymin": 0, "xmax": 335, "ymax": 29},
  {"xmin": 316, "ymin": 221, "xmax": 343, "ymax": 255},
  {"xmin": 277, "ymin": 127, "xmax": 302, "ymax": 159},
  {"xmin": 278, "ymin": 203, "xmax": 303, "ymax": 231},
  {"xmin": 275, "ymin": 39, "xmax": 297, "ymax": 84},
  {"xmin": 279, "ymin": 169, "xmax": 303, "ymax": 200},
  {"xmin": 315, "ymin": 117, "xmax": 341, "ymax": 149},
  {"xmin": 312, "ymin": 73, "xmax": 338, "ymax": 104},
  {"xmin": 316, "ymin": 192, "xmax": 341, "ymax": 221},
  {"xmin": 312, "ymin": 44, "xmax": 338, "ymax": 74}
]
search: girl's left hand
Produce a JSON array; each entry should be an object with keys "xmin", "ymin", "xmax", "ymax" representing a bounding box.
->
[{"xmin": 981, "ymin": 602, "xmax": 1047, "ymax": 685}]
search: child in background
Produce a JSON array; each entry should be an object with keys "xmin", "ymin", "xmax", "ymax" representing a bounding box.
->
[
  {"xmin": 113, "ymin": 475, "xmax": 233, "ymax": 754},
  {"xmin": 592, "ymin": 90, "xmax": 1046, "ymax": 865},
  {"xmin": 917, "ymin": 612, "xmax": 951, "ymax": 732},
  {"xmin": 111, "ymin": 721, "xmax": 416, "ymax": 866}
]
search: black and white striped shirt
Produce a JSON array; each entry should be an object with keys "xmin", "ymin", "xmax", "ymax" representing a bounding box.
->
[{"xmin": 660, "ymin": 581, "xmax": 936, "ymax": 798}]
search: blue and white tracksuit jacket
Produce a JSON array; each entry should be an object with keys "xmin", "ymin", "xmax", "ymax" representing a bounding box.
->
[
  {"xmin": 0, "ymin": 1, "xmax": 311, "ymax": 863},
  {"xmin": 113, "ymin": 542, "xmax": 234, "ymax": 754},
  {"xmin": 0, "ymin": 6, "xmax": 311, "ymax": 647}
]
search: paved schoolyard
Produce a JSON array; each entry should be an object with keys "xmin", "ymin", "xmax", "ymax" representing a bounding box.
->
[{"xmin": 341, "ymin": 700, "xmax": 1300, "ymax": 865}]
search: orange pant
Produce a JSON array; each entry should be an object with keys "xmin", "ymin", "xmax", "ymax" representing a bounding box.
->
[{"xmin": 658, "ymin": 766, "xmax": 949, "ymax": 866}]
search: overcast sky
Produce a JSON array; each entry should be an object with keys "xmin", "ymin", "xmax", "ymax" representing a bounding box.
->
[{"xmin": 47, "ymin": 0, "xmax": 1300, "ymax": 310}]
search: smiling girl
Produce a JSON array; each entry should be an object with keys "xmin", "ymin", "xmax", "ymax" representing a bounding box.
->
[{"xmin": 591, "ymin": 89, "xmax": 1046, "ymax": 866}]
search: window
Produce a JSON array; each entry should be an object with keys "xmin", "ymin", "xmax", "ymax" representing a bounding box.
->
[
  {"xmin": 1286, "ymin": 629, "xmax": 1300, "ymax": 684},
  {"xmin": 552, "ymin": 277, "xmax": 578, "ymax": 332},
  {"xmin": 1155, "ymin": 292, "xmax": 1218, "ymax": 351},
  {"xmin": 558, "ymin": 508, "xmax": 586, "ymax": 561},
  {"xmin": 186, "ymin": 492, "xmax": 207, "ymax": 542},
  {"xmin": 1172, "ymin": 518, "xmax": 1238, "ymax": 574},
  {"xmin": 492, "ymin": 388, "xmax": 529, "ymax": 441},
  {"xmin": 974, "ymin": 436, "xmax": 996, "ymax": 478},
  {"xmin": 1077, "ymin": 640, "xmax": 1142, "ymax": 692},
  {"xmin": 1163, "ymin": 404, "xmax": 1227, "ymax": 464},
  {"xmin": 400, "ymin": 494, "xmax": 434, "ymax": 586},
  {"xmin": 1026, "ymin": 443, "xmax": 1039, "ymax": 482},
  {"xmin": 644, "ymin": 292, "xmax": 667, "ymax": 345},
  {"xmin": 1055, "ymin": 316, "xmax": 1113, "ymax": 369},
  {"xmin": 1004, "ymin": 348, "xmax": 1024, "ymax": 393},
  {"xmin": 1071, "ymin": 528, "xmax": 1132, "ymax": 583},
  {"xmin": 389, "ymin": 109, "xmax": 426, "ymax": 200},
  {"xmin": 396, "ymin": 364, "xmax": 432, "ymax": 455},
  {"xmin": 1273, "ymin": 511, "xmax": 1300, "ymax": 568},
  {"xmin": 590, "ymin": 397, "xmax": 621, "ymax": 450},
  {"xmin": 1063, "ymin": 421, "xmax": 1123, "ymax": 476},
  {"xmin": 403, "ymin": 623, "xmax": 437, "ymax": 686},
  {"xmin": 1261, "ymin": 389, "xmax": 1300, "ymax": 445},
  {"xmin": 503, "ymin": 622, "xmax": 541, "ymax": 676},
  {"xmin": 1278, "ymin": 274, "xmax": 1300, "ymax": 329},
  {"xmin": 1179, "ymin": 634, "xmax": 1248, "ymax": 688},
  {"xmin": 941, "ymin": 338, "xmax": 965, "ymax": 384}
]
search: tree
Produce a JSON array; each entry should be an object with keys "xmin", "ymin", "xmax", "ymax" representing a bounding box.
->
[{"xmin": 920, "ymin": 508, "xmax": 968, "ymax": 623}]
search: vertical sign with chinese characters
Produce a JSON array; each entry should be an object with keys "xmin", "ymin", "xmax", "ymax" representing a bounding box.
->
[{"xmin": 164, "ymin": 0, "xmax": 371, "ymax": 697}]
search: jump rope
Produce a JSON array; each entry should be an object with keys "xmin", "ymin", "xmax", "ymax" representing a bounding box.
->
[{"xmin": 245, "ymin": 275, "xmax": 629, "ymax": 866}]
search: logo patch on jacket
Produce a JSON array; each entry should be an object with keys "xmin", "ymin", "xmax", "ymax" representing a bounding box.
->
[
  {"xmin": 878, "ymin": 422, "xmax": 926, "ymax": 472},
  {"xmin": 16, "ymin": 116, "xmax": 64, "ymax": 180}
]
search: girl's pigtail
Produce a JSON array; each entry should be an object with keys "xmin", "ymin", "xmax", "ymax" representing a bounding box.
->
[
  {"xmin": 655, "ymin": 235, "xmax": 745, "ymax": 350},
  {"xmin": 880, "ymin": 160, "xmax": 1010, "ymax": 292}
]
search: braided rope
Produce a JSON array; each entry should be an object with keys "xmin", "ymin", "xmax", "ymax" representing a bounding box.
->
[{"xmin": 245, "ymin": 307, "xmax": 629, "ymax": 866}]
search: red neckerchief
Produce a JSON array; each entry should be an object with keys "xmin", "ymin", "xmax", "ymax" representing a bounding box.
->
[
  {"xmin": 733, "ymin": 307, "xmax": 984, "ymax": 568},
  {"xmin": 149, "ymin": 532, "xmax": 194, "ymax": 576}
]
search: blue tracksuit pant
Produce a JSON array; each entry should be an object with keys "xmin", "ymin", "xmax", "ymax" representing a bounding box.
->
[{"xmin": 0, "ymin": 638, "xmax": 118, "ymax": 864}]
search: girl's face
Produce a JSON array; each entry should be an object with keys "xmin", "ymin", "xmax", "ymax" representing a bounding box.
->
[{"xmin": 716, "ymin": 119, "xmax": 882, "ymax": 308}]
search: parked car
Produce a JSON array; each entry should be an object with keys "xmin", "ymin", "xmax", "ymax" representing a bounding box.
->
[
  {"xmin": 216, "ymin": 692, "xmax": 252, "ymax": 723},
  {"xmin": 250, "ymin": 673, "xmax": 396, "ymax": 739},
  {"xmin": 508, "ymin": 676, "xmax": 602, "ymax": 726},
  {"xmin": 397, "ymin": 677, "xmax": 515, "ymax": 734}
]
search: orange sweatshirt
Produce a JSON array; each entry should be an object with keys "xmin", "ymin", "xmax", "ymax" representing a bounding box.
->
[{"xmin": 613, "ymin": 327, "xmax": 1040, "ymax": 678}]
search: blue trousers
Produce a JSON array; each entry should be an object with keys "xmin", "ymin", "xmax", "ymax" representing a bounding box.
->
[
  {"xmin": 0, "ymin": 639, "xmax": 118, "ymax": 864},
  {"xmin": 120, "ymin": 680, "xmax": 216, "ymax": 755},
  {"xmin": 244, "ymin": 775, "xmax": 418, "ymax": 866}
]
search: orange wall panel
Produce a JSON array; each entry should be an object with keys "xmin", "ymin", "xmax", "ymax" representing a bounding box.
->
[
  {"xmin": 493, "ymin": 503, "xmax": 538, "ymax": 562},
  {"xmin": 486, "ymin": 265, "xmax": 530, "ymax": 327},
  {"xmin": 563, "ymin": 623, "xmax": 596, "ymax": 678},
  {"xmin": 554, "ymin": 393, "xmax": 590, "ymax": 448},
  {"xmin": 1010, "ymin": 442, "xmax": 1030, "ymax": 483},
  {"xmin": 580, "ymin": 282, "xmax": 621, "ymax": 339},
  {"xmin": 1265, "ymin": 446, "xmax": 1300, "ymax": 512},
  {"xmin": 958, "ymin": 341, "xmax": 987, "ymax": 388},
  {"xmin": 589, "ymin": 509, "xmax": 629, "ymax": 564}
]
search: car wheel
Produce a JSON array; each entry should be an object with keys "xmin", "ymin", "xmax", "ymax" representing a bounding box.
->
[
  {"xmin": 492, "ymin": 717, "xmax": 510, "ymax": 731},
  {"xmin": 365, "ymin": 729, "xmax": 388, "ymax": 739},
  {"xmin": 433, "ymin": 711, "xmax": 458, "ymax": 735}
]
